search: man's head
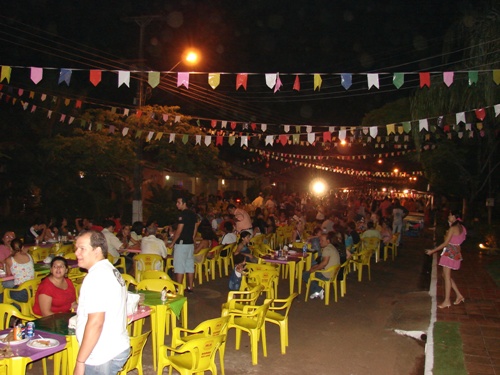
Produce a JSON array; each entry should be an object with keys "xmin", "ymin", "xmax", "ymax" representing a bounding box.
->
[
  {"xmin": 319, "ymin": 233, "xmax": 331, "ymax": 248},
  {"xmin": 227, "ymin": 204, "xmax": 236, "ymax": 214},
  {"xmin": 75, "ymin": 230, "xmax": 108, "ymax": 270},
  {"xmin": 146, "ymin": 225, "xmax": 157, "ymax": 236},
  {"xmin": 103, "ymin": 219, "xmax": 116, "ymax": 231},
  {"xmin": 176, "ymin": 197, "xmax": 188, "ymax": 211}
]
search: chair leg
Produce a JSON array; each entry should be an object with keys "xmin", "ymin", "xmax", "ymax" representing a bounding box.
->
[{"xmin": 324, "ymin": 283, "xmax": 330, "ymax": 306}]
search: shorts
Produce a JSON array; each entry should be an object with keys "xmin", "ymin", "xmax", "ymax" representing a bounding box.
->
[
  {"xmin": 439, "ymin": 255, "xmax": 461, "ymax": 270},
  {"xmin": 173, "ymin": 244, "xmax": 194, "ymax": 274}
]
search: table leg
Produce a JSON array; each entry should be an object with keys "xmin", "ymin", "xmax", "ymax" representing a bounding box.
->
[
  {"xmin": 297, "ymin": 260, "xmax": 304, "ymax": 294},
  {"xmin": 6, "ymin": 357, "xmax": 28, "ymax": 375},
  {"xmin": 289, "ymin": 263, "xmax": 295, "ymax": 294}
]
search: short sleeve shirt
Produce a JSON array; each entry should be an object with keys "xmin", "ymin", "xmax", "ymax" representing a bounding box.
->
[
  {"xmin": 177, "ymin": 209, "xmax": 197, "ymax": 244},
  {"xmin": 33, "ymin": 277, "xmax": 76, "ymax": 316}
]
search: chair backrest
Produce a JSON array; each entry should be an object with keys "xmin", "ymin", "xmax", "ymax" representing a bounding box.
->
[
  {"xmin": 121, "ymin": 273, "xmax": 139, "ymax": 291},
  {"xmin": 245, "ymin": 263, "xmax": 278, "ymax": 273},
  {"xmin": 208, "ymin": 244, "xmax": 223, "ymax": 260},
  {"xmin": 361, "ymin": 237, "xmax": 381, "ymax": 252},
  {"xmin": 0, "ymin": 303, "xmax": 33, "ymax": 329},
  {"xmin": 30, "ymin": 247, "xmax": 50, "ymax": 262},
  {"xmin": 247, "ymin": 299, "xmax": 272, "ymax": 330},
  {"xmin": 244, "ymin": 269, "xmax": 279, "ymax": 291},
  {"xmin": 174, "ymin": 335, "xmax": 225, "ymax": 372},
  {"xmin": 194, "ymin": 248, "xmax": 211, "ymax": 264},
  {"xmin": 56, "ymin": 243, "xmax": 75, "ymax": 255},
  {"xmin": 133, "ymin": 254, "xmax": 164, "ymax": 282},
  {"xmin": 118, "ymin": 330, "xmax": 151, "ymax": 375},
  {"xmin": 64, "ymin": 252, "xmax": 77, "ymax": 260},
  {"xmin": 141, "ymin": 270, "xmax": 170, "ymax": 280},
  {"xmin": 137, "ymin": 278, "xmax": 180, "ymax": 294},
  {"xmin": 269, "ymin": 293, "xmax": 298, "ymax": 319}
]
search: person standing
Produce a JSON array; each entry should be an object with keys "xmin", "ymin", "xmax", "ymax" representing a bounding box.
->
[
  {"xmin": 74, "ymin": 231, "xmax": 129, "ymax": 375},
  {"xmin": 101, "ymin": 220, "xmax": 125, "ymax": 265},
  {"xmin": 425, "ymin": 210, "xmax": 466, "ymax": 309},
  {"xmin": 227, "ymin": 204, "xmax": 253, "ymax": 235},
  {"xmin": 171, "ymin": 197, "xmax": 198, "ymax": 293},
  {"xmin": 391, "ymin": 199, "xmax": 408, "ymax": 246}
]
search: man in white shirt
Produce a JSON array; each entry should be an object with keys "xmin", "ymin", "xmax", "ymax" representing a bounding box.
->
[
  {"xmin": 141, "ymin": 226, "xmax": 168, "ymax": 259},
  {"xmin": 74, "ymin": 230, "xmax": 129, "ymax": 375},
  {"xmin": 101, "ymin": 220, "xmax": 124, "ymax": 265}
]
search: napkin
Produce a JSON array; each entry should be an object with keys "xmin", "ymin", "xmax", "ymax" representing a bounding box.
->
[{"xmin": 68, "ymin": 315, "xmax": 77, "ymax": 329}]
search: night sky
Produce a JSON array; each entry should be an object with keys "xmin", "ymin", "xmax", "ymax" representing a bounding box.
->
[{"xmin": 0, "ymin": 0, "xmax": 475, "ymax": 125}]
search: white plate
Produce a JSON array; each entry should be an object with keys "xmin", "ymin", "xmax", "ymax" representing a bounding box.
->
[
  {"xmin": 288, "ymin": 250, "xmax": 297, "ymax": 255},
  {"xmin": 27, "ymin": 338, "xmax": 59, "ymax": 349},
  {"xmin": 0, "ymin": 334, "xmax": 29, "ymax": 345}
]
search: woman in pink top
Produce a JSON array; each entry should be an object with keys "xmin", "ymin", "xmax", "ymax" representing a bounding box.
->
[{"xmin": 425, "ymin": 210, "xmax": 466, "ymax": 308}]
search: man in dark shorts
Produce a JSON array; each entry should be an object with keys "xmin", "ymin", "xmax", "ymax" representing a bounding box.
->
[{"xmin": 170, "ymin": 197, "xmax": 198, "ymax": 292}]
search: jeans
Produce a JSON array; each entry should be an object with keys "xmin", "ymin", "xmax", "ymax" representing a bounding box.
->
[
  {"xmin": 84, "ymin": 347, "xmax": 130, "ymax": 375},
  {"xmin": 392, "ymin": 223, "xmax": 403, "ymax": 245},
  {"xmin": 302, "ymin": 271, "xmax": 328, "ymax": 295}
]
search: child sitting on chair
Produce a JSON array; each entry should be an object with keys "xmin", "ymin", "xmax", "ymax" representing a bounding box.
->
[{"xmin": 228, "ymin": 253, "xmax": 247, "ymax": 291}]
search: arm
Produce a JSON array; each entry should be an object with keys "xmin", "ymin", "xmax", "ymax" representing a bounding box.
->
[
  {"xmin": 38, "ymin": 294, "xmax": 54, "ymax": 317},
  {"xmin": 4, "ymin": 257, "xmax": 12, "ymax": 276},
  {"xmin": 309, "ymin": 255, "xmax": 330, "ymax": 273},
  {"xmin": 425, "ymin": 227, "xmax": 455, "ymax": 255},
  {"xmin": 73, "ymin": 312, "xmax": 105, "ymax": 375},
  {"xmin": 170, "ymin": 223, "xmax": 184, "ymax": 246}
]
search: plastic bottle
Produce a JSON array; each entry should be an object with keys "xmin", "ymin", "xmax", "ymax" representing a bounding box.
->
[
  {"xmin": 161, "ymin": 287, "xmax": 168, "ymax": 302},
  {"xmin": 302, "ymin": 243, "xmax": 308, "ymax": 257}
]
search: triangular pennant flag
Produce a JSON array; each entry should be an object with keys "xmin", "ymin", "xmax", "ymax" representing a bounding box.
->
[
  {"xmin": 1, "ymin": 66, "xmax": 12, "ymax": 83},
  {"xmin": 59, "ymin": 114, "xmax": 66, "ymax": 123},
  {"xmin": 419, "ymin": 72, "xmax": 430, "ymax": 88},
  {"xmin": 195, "ymin": 135, "xmax": 201, "ymax": 145},
  {"xmin": 136, "ymin": 110, "xmax": 142, "ymax": 118},
  {"xmin": 75, "ymin": 100, "xmax": 82, "ymax": 109},
  {"xmin": 47, "ymin": 110, "xmax": 52, "ymax": 119},
  {"xmin": 135, "ymin": 130, "xmax": 143, "ymax": 138},
  {"xmin": 456, "ymin": 112, "xmax": 466, "ymax": 124},
  {"xmin": 221, "ymin": 121, "xmax": 227, "ymax": 128},
  {"xmin": 177, "ymin": 72, "xmax": 190, "ymax": 88},
  {"xmin": 265, "ymin": 73, "xmax": 277, "ymax": 89},
  {"xmin": 261, "ymin": 124, "xmax": 267, "ymax": 132},
  {"xmin": 236, "ymin": 73, "xmax": 248, "ymax": 90},
  {"xmin": 402, "ymin": 121, "xmax": 411, "ymax": 133},
  {"xmin": 228, "ymin": 136, "xmax": 235, "ymax": 146},
  {"xmin": 369, "ymin": 126, "xmax": 378, "ymax": 138},
  {"xmin": 476, "ymin": 122, "xmax": 483, "ymax": 130},
  {"xmin": 146, "ymin": 131, "xmax": 154, "ymax": 142},
  {"xmin": 265, "ymin": 135, "xmax": 274, "ymax": 146},
  {"xmin": 367, "ymin": 74, "xmax": 379, "ymax": 89},
  {"xmin": 475, "ymin": 108, "xmax": 486, "ymax": 121},
  {"xmin": 31, "ymin": 105, "xmax": 37, "ymax": 113},
  {"xmin": 148, "ymin": 71, "xmax": 160, "ymax": 88},
  {"xmin": 292, "ymin": 134, "xmax": 300, "ymax": 144},
  {"xmin": 30, "ymin": 67, "xmax": 43, "ymax": 84},
  {"xmin": 18, "ymin": 89, "xmax": 24, "ymax": 96},
  {"xmin": 341, "ymin": 73, "xmax": 352, "ymax": 90},
  {"xmin": 468, "ymin": 71, "xmax": 478, "ymax": 85},
  {"xmin": 393, "ymin": 73, "xmax": 404, "ymax": 89},
  {"xmin": 208, "ymin": 73, "xmax": 220, "ymax": 89},
  {"xmin": 29, "ymin": 91, "xmax": 35, "ymax": 99},
  {"xmin": 323, "ymin": 132, "xmax": 331, "ymax": 142},
  {"xmin": 494, "ymin": 104, "xmax": 500, "ymax": 117},
  {"xmin": 240, "ymin": 136, "xmax": 248, "ymax": 147},
  {"xmin": 313, "ymin": 74, "xmax": 322, "ymax": 91},
  {"xmin": 174, "ymin": 115, "xmax": 181, "ymax": 122},
  {"xmin": 216, "ymin": 135, "xmax": 223, "ymax": 146},
  {"xmin": 210, "ymin": 120, "xmax": 217, "ymax": 128},
  {"xmin": 230, "ymin": 122, "xmax": 237, "ymax": 130},
  {"xmin": 69, "ymin": 117, "xmax": 74, "ymax": 124},
  {"xmin": 250, "ymin": 123, "xmax": 256, "ymax": 131},
  {"xmin": 339, "ymin": 129, "xmax": 346, "ymax": 141},
  {"xmin": 283, "ymin": 125, "xmax": 290, "ymax": 133},
  {"xmin": 122, "ymin": 128, "xmax": 129, "ymax": 136},
  {"xmin": 493, "ymin": 70, "xmax": 500, "ymax": 85},
  {"xmin": 419, "ymin": 119, "xmax": 429, "ymax": 131},
  {"xmin": 118, "ymin": 71, "xmax": 130, "ymax": 87},
  {"xmin": 58, "ymin": 69, "xmax": 72, "ymax": 85},
  {"xmin": 443, "ymin": 72, "xmax": 454, "ymax": 87},
  {"xmin": 306, "ymin": 126, "xmax": 312, "ymax": 133},
  {"xmin": 293, "ymin": 75, "xmax": 300, "ymax": 91},
  {"xmin": 90, "ymin": 70, "xmax": 102, "ymax": 86},
  {"xmin": 155, "ymin": 132, "xmax": 163, "ymax": 140},
  {"xmin": 274, "ymin": 74, "xmax": 283, "ymax": 93},
  {"xmin": 64, "ymin": 98, "xmax": 71, "ymax": 106},
  {"xmin": 123, "ymin": 108, "xmax": 129, "ymax": 116},
  {"xmin": 386, "ymin": 123, "xmax": 395, "ymax": 135},
  {"xmin": 307, "ymin": 132, "xmax": 315, "ymax": 144},
  {"xmin": 279, "ymin": 135, "xmax": 288, "ymax": 146},
  {"xmin": 182, "ymin": 134, "xmax": 189, "ymax": 144},
  {"xmin": 169, "ymin": 133, "xmax": 175, "ymax": 143}
]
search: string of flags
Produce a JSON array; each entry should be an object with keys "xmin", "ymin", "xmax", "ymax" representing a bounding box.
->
[
  {"xmin": 1, "ymin": 65, "xmax": 500, "ymax": 91},
  {"xmin": 0, "ymin": 83, "xmax": 499, "ymax": 147}
]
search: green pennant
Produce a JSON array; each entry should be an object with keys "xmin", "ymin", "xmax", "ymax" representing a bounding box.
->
[
  {"xmin": 196, "ymin": 119, "xmax": 200, "ymax": 127},
  {"xmin": 96, "ymin": 123, "xmax": 103, "ymax": 131},
  {"xmin": 228, "ymin": 136, "xmax": 235, "ymax": 146},
  {"xmin": 402, "ymin": 121, "xmax": 411, "ymax": 133},
  {"xmin": 182, "ymin": 134, "xmax": 189, "ymax": 144},
  {"xmin": 80, "ymin": 119, "xmax": 86, "ymax": 128},
  {"xmin": 292, "ymin": 134, "xmax": 300, "ymax": 144},
  {"xmin": 135, "ymin": 130, "xmax": 142, "ymax": 139},
  {"xmin": 468, "ymin": 71, "xmax": 478, "ymax": 85},
  {"xmin": 393, "ymin": 73, "xmax": 404, "ymax": 89},
  {"xmin": 295, "ymin": 125, "xmax": 301, "ymax": 133}
]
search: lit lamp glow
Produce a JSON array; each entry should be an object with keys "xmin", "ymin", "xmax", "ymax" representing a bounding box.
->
[{"xmin": 310, "ymin": 178, "xmax": 327, "ymax": 196}]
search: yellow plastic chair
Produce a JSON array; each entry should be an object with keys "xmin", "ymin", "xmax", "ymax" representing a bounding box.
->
[
  {"xmin": 221, "ymin": 285, "xmax": 264, "ymax": 316},
  {"xmin": 121, "ymin": 273, "xmax": 139, "ymax": 291},
  {"xmin": 360, "ymin": 236, "xmax": 381, "ymax": 263},
  {"xmin": 64, "ymin": 252, "xmax": 77, "ymax": 260},
  {"xmin": 133, "ymin": 254, "xmax": 164, "ymax": 282},
  {"xmin": 54, "ymin": 243, "xmax": 75, "ymax": 255},
  {"xmin": 207, "ymin": 244, "xmax": 223, "ymax": 279},
  {"xmin": 30, "ymin": 246, "xmax": 50, "ymax": 262},
  {"xmin": 0, "ymin": 303, "xmax": 33, "ymax": 329},
  {"xmin": 265, "ymin": 293, "xmax": 298, "ymax": 354},
  {"xmin": 218, "ymin": 243, "xmax": 236, "ymax": 276},
  {"xmin": 157, "ymin": 334, "xmax": 225, "ymax": 375},
  {"xmin": 108, "ymin": 254, "xmax": 127, "ymax": 273},
  {"xmin": 339, "ymin": 260, "xmax": 350, "ymax": 297},
  {"xmin": 193, "ymin": 247, "xmax": 211, "ymax": 285},
  {"xmin": 304, "ymin": 264, "xmax": 342, "ymax": 305},
  {"xmin": 3, "ymin": 278, "xmax": 41, "ymax": 317},
  {"xmin": 241, "ymin": 269, "xmax": 279, "ymax": 299},
  {"xmin": 137, "ymin": 278, "xmax": 184, "ymax": 296},
  {"xmin": 351, "ymin": 248, "xmax": 374, "ymax": 282},
  {"xmin": 141, "ymin": 270, "xmax": 171, "ymax": 280},
  {"xmin": 383, "ymin": 233, "xmax": 400, "ymax": 261},
  {"xmin": 171, "ymin": 316, "xmax": 230, "ymax": 375},
  {"xmin": 117, "ymin": 330, "xmax": 151, "ymax": 375},
  {"xmin": 226, "ymin": 299, "xmax": 272, "ymax": 365}
]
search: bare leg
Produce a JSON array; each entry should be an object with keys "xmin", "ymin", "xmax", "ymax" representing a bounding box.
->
[
  {"xmin": 439, "ymin": 266, "xmax": 452, "ymax": 308},
  {"xmin": 451, "ymin": 275, "xmax": 464, "ymax": 303},
  {"xmin": 186, "ymin": 272, "xmax": 194, "ymax": 289},
  {"xmin": 175, "ymin": 272, "xmax": 185, "ymax": 285}
]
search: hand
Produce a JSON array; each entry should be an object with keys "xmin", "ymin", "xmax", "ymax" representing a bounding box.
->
[
  {"xmin": 73, "ymin": 361, "xmax": 85, "ymax": 375},
  {"xmin": 425, "ymin": 249, "xmax": 434, "ymax": 256}
]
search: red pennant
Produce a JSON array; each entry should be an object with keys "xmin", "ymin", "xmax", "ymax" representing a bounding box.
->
[
  {"xmin": 250, "ymin": 123, "xmax": 256, "ymax": 131},
  {"xmin": 279, "ymin": 135, "xmax": 288, "ymax": 146},
  {"xmin": 211, "ymin": 120, "xmax": 217, "ymax": 128},
  {"xmin": 323, "ymin": 132, "xmax": 331, "ymax": 142},
  {"xmin": 216, "ymin": 135, "xmax": 223, "ymax": 146},
  {"xmin": 75, "ymin": 100, "xmax": 82, "ymax": 108},
  {"xmin": 90, "ymin": 70, "xmax": 102, "ymax": 86},
  {"xmin": 136, "ymin": 110, "xmax": 142, "ymax": 118},
  {"xmin": 230, "ymin": 122, "xmax": 237, "ymax": 130},
  {"xmin": 475, "ymin": 108, "xmax": 486, "ymax": 121},
  {"xmin": 419, "ymin": 72, "xmax": 430, "ymax": 88},
  {"xmin": 236, "ymin": 74, "xmax": 248, "ymax": 90},
  {"xmin": 293, "ymin": 75, "xmax": 300, "ymax": 91},
  {"xmin": 444, "ymin": 125, "xmax": 450, "ymax": 132}
]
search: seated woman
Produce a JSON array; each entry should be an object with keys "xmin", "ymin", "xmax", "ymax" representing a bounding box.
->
[
  {"xmin": 3, "ymin": 238, "xmax": 35, "ymax": 302},
  {"xmin": 33, "ymin": 256, "xmax": 77, "ymax": 317},
  {"xmin": 233, "ymin": 231, "xmax": 257, "ymax": 263},
  {"xmin": 194, "ymin": 226, "xmax": 219, "ymax": 263}
]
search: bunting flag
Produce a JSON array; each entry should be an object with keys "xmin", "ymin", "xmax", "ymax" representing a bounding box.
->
[
  {"xmin": 313, "ymin": 74, "xmax": 322, "ymax": 91},
  {"xmin": 443, "ymin": 72, "xmax": 454, "ymax": 87},
  {"xmin": 236, "ymin": 73, "xmax": 248, "ymax": 90},
  {"xmin": 468, "ymin": 71, "xmax": 478, "ymax": 85},
  {"xmin": 293, "ymin": 75, "xmax": 300, "ymax": 91},
  {"xmin": 177, "ymin": 72, "xmax": 190, "ymax": 89},
  {"xmin": 58, "ymin": 69, "xmax": 72, "ymax": 86},
  {"xmin": 419, "ymin": 72, "xmax": 431, "ymax": 88},
  {"xmin": 419, "ymin": 119, "xmax": 429, "ymax": 131},
  {"xmin": 118, "ymin": 71, "xmax": 130, "ymax": 87},
  {"xmin": 341, "ymin": 73, "xmax": 352, "ymax": 90},
  {"xmin": 1, "ymin": 66, "xmax": 12, "ymax": 83},
  {"xmin": 90, "ymin": 70, "xmax": 102, "ymax": 86},
  {"xmin": 274, "ymin": 74, "xmax": 283, "ymax": 93},
  {"xmin": 475, "ymin": 108, "xmax": 486, "ymax": 121},
  {"xmin": 265, "ymin": 73, "xmax": 277, "ymax": 89},
  {"xmin": 323, "ymin": 131, "xmax": 331, "ymax": 142},
  {"xmin": 30, "ymin": 67, "xmax": 43, "ymax": 84},
  {"xmin": 367, "ymin": 74, "xmax": 379, "ymax": 89},
  {"xmin": 393, "ymin": 73, "xmax": 404, "ymax": 89},
  {"xmin": 494, "ymin": 70, "xmax": 500, "ymax": 85},
  {"xmin": 148, "ymin": 72, "xmax": 160, "ymax": 88},
  {"xmin": 208, "ymin": 73, "xmax": 220, "ymax": 89}
]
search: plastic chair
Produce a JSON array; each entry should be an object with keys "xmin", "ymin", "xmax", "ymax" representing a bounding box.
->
[
  {"xmin": 265, "ymin": 293, "xmax": 298, "ymax": 354},
  {"xmin": 241, "ymin": 269, "xmax": 279, "ymax": 299},
  {"xmin": 54, "ymin": 243, "xmax": 75, "ymax": 255},
  {"xmin": 304, "ymin": 264, "xmax": 342, "ymax": 305},
  {"xmin": 137, "ymin": 278, "xmax": 184, "ymax": 296},
  {"xmin": 360, "ymin": 236, "xmax": 381, "ymax": 263},
  {"xmin": 30, "ymin": 247, "xmax": 50, "ymax": 262},
  {"xmin": 351, "ymin": 248, "xmax": 374, "ymax": 282},
  {"xmin": 157, "ymin": 334, "xmax": 225, "ymax": 375},
  {"xmin": 226, "ymin": 299, "xmax": 272, "ymax": 365},
  {"xmin": 207, "ymin": 244, "xmax": 223, "ymax": 279},
  {"xmin": 117, "ymin": 330, "xmax": 151, "ymax": 375},
  {"xmin": 221, "ymin": 285, "xmax": 264, "ymax": 316},
  {"xmin": 3, "ymin": 278, "xmax": 41, "ymax": 317},
  {"xmin": 383, "ymin": 233, "xmax": 399, "ymax": 261},
  {"xmin": 0, "ymin": 303, "xmax": 33, "ymax": 329},
  {"xmin": 108, "ymin": 254, "xmax": 127, "ymax": 273},
  {"xmin": 141, "ymin": 270, "xmax": 171, "ymax": 280},
  {"xmin": 171, "ymin": 316, "xmax": 230, "ymax": 375},
  {"xmin": 133, "ymin": 254, "xmax": 164, "ymax": 282},
  {"xmin": 218, "ymin": 243, "xmax": 236, "ymax": 276},
  {"xmin": 64, "ymin": 252, "xmax": 77, "ymax": 260},
  {"xmin": 193, "ymin": 247, "xmax": 211, "ymax": 285},
  {"xmin": 121, "ymin": 273, "xmax": 139, "ymax": 291}
]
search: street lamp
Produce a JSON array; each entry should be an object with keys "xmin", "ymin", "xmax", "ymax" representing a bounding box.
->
[{"xmin": 169, "ymin": 49, "xmax": 201, "ymax": 71}]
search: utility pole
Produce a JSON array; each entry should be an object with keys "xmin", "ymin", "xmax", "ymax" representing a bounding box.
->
[{"xmin": 122, "ymin": 15, "xmax": 163, "ymax": 223}]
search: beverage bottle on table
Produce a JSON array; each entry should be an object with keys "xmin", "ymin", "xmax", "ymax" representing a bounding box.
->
[{"xmin": 303, "ymin": 244, "xmax": 307, "ymax": 257}]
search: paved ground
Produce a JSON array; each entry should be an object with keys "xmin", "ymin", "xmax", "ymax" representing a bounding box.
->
[{"xmin": 28, "ymin": 233, "xmax": 437, "ymax": 375}]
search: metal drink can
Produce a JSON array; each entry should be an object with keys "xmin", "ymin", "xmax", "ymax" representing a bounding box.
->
[
  {"xmin": 13, "ymin": 324, "xmax": 24, "ymax": 341},
  {"xmin": 26, "ymin": 322, "xmax": 35, "ymax": 338}
]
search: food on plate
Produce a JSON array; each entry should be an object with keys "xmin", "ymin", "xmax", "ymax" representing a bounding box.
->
[
  {"xmin": 34, "ymin": 339, "xmax": 51, "ymax": 347},
  {"xmin": 0, "ymin": 345, "xmax": 14, "ymax": 358},
  {"xmin": 0, "ymin": 331, "xmax": 14, "ymax": 343}
]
